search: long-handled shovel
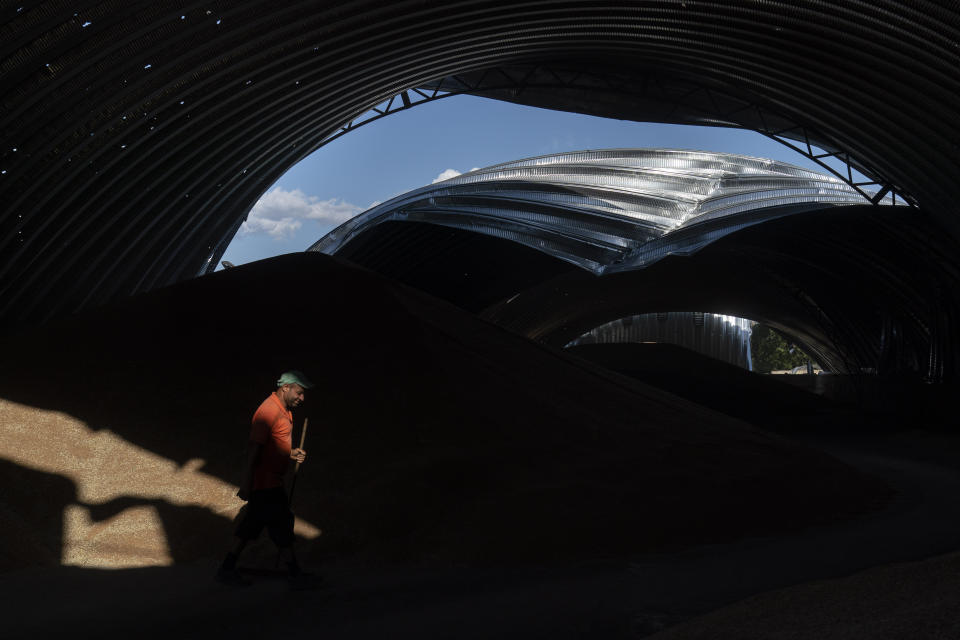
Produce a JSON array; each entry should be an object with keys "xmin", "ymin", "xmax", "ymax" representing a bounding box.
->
[
  {"xmin": 289, "ymin": 417, "xmax": 308, "ymax": 506},
  {"xmin": 275, "ymin": 418, "xmax": 308, "ymax": 569}
]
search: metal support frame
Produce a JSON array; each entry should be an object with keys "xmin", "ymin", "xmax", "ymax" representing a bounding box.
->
[
  {"xmin": 315, "ymin": 65, "xmax": 915, "ymax": 208},
  {"xmin": 758, "ymin": 128, "xmax": 909, "ymax": 207}
]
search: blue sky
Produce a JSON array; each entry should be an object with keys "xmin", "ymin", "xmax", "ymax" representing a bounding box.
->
[{"xmin": 220, "ymin": 94, "xmax": 854, "ymax": 267}]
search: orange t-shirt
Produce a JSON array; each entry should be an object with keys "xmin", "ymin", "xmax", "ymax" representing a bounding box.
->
[{"xmin": 249, "ymin": 392, "xmax": 293, "ymax": 490}]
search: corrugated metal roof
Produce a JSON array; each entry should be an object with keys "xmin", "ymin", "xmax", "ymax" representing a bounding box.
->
[
  {"xmin": 1, "ymin": 1, "xmax": 958, "ymax": 328},
  {"xmin": 309, "ymin": 149, "xmax": 891, "ymax": 273}
]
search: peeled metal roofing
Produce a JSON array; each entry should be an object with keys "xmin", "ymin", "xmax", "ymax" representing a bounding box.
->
[
  {"xmin": 1, "ymin": 1, "xmax": 959, "ymax": 328},
  {"xmin": 309, "ymin": 149, "xmax": 894, "ymax": 273}
]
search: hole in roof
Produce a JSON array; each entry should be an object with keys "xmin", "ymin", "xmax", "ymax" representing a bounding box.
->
[{"xmin": 220, "ymin": 94, "xmax": 883, "ymax": 270}]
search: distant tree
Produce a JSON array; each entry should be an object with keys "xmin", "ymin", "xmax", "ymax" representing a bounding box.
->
[{"xmin": 750, "ymin": 324, "xmax": 817, "ymax": 373}]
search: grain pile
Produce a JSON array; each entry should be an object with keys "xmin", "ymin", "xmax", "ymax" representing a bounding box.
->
[
  {"xmin": 0, "ymin": 253, "xmax": 890, "ymax": 571},
  {"xmin": 646, "ymin": 550, "xmax": 960, "ymax": 640},
  {"xmin": 565, "ymin": 342, "xmax": 853, "ymax": 432}
]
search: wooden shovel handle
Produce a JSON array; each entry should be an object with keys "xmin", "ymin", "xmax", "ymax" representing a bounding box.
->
[{"xmin": 294, "ymin": 418, "xmax": 308, "ymax": 473}]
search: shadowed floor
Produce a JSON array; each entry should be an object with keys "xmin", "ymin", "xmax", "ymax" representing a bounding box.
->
[
  {"xmin": 3, "ymin": 436, "xmax": 960, "ymax": 639},
  {"xmin": 3, "ymin": 252, "xmax": 954, "ymax": 637}
]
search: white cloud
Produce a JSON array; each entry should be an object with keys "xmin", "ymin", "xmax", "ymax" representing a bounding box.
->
[
  {"xmin": 432, "ymin": 168, "xmax": 462, "ymax": 183},
  {"xmin": 240, "ymin": 188, "xmax": 363, "ymax": 239},
  {"xmin": 241, "ymin": 215, "xmax": 302, "ymax": 239}
]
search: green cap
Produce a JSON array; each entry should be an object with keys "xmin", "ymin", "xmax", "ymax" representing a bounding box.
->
[{"xmin": 277, "ymin": 370, "xmax": 314, "ymax": 389}]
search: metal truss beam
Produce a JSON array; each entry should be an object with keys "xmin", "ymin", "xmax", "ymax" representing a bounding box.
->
[{"xmin": 316, "ymin": 64, "xmax": 915, "ymax": 208}]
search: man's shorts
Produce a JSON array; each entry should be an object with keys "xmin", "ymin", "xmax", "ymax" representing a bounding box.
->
[{"xmin": 235, "ymin": 486, "xmax": 295, "ymax": 547}]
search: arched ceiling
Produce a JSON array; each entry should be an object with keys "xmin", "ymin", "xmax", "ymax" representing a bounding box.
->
[{"xmin": 2, "ymin": 1, "xmax": 959, "ymax": 330}]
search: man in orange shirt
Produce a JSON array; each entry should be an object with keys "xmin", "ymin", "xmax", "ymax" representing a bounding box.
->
[{"xmin": 216, "ymin": 371, "xmax": 313, "ymax": 586}]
